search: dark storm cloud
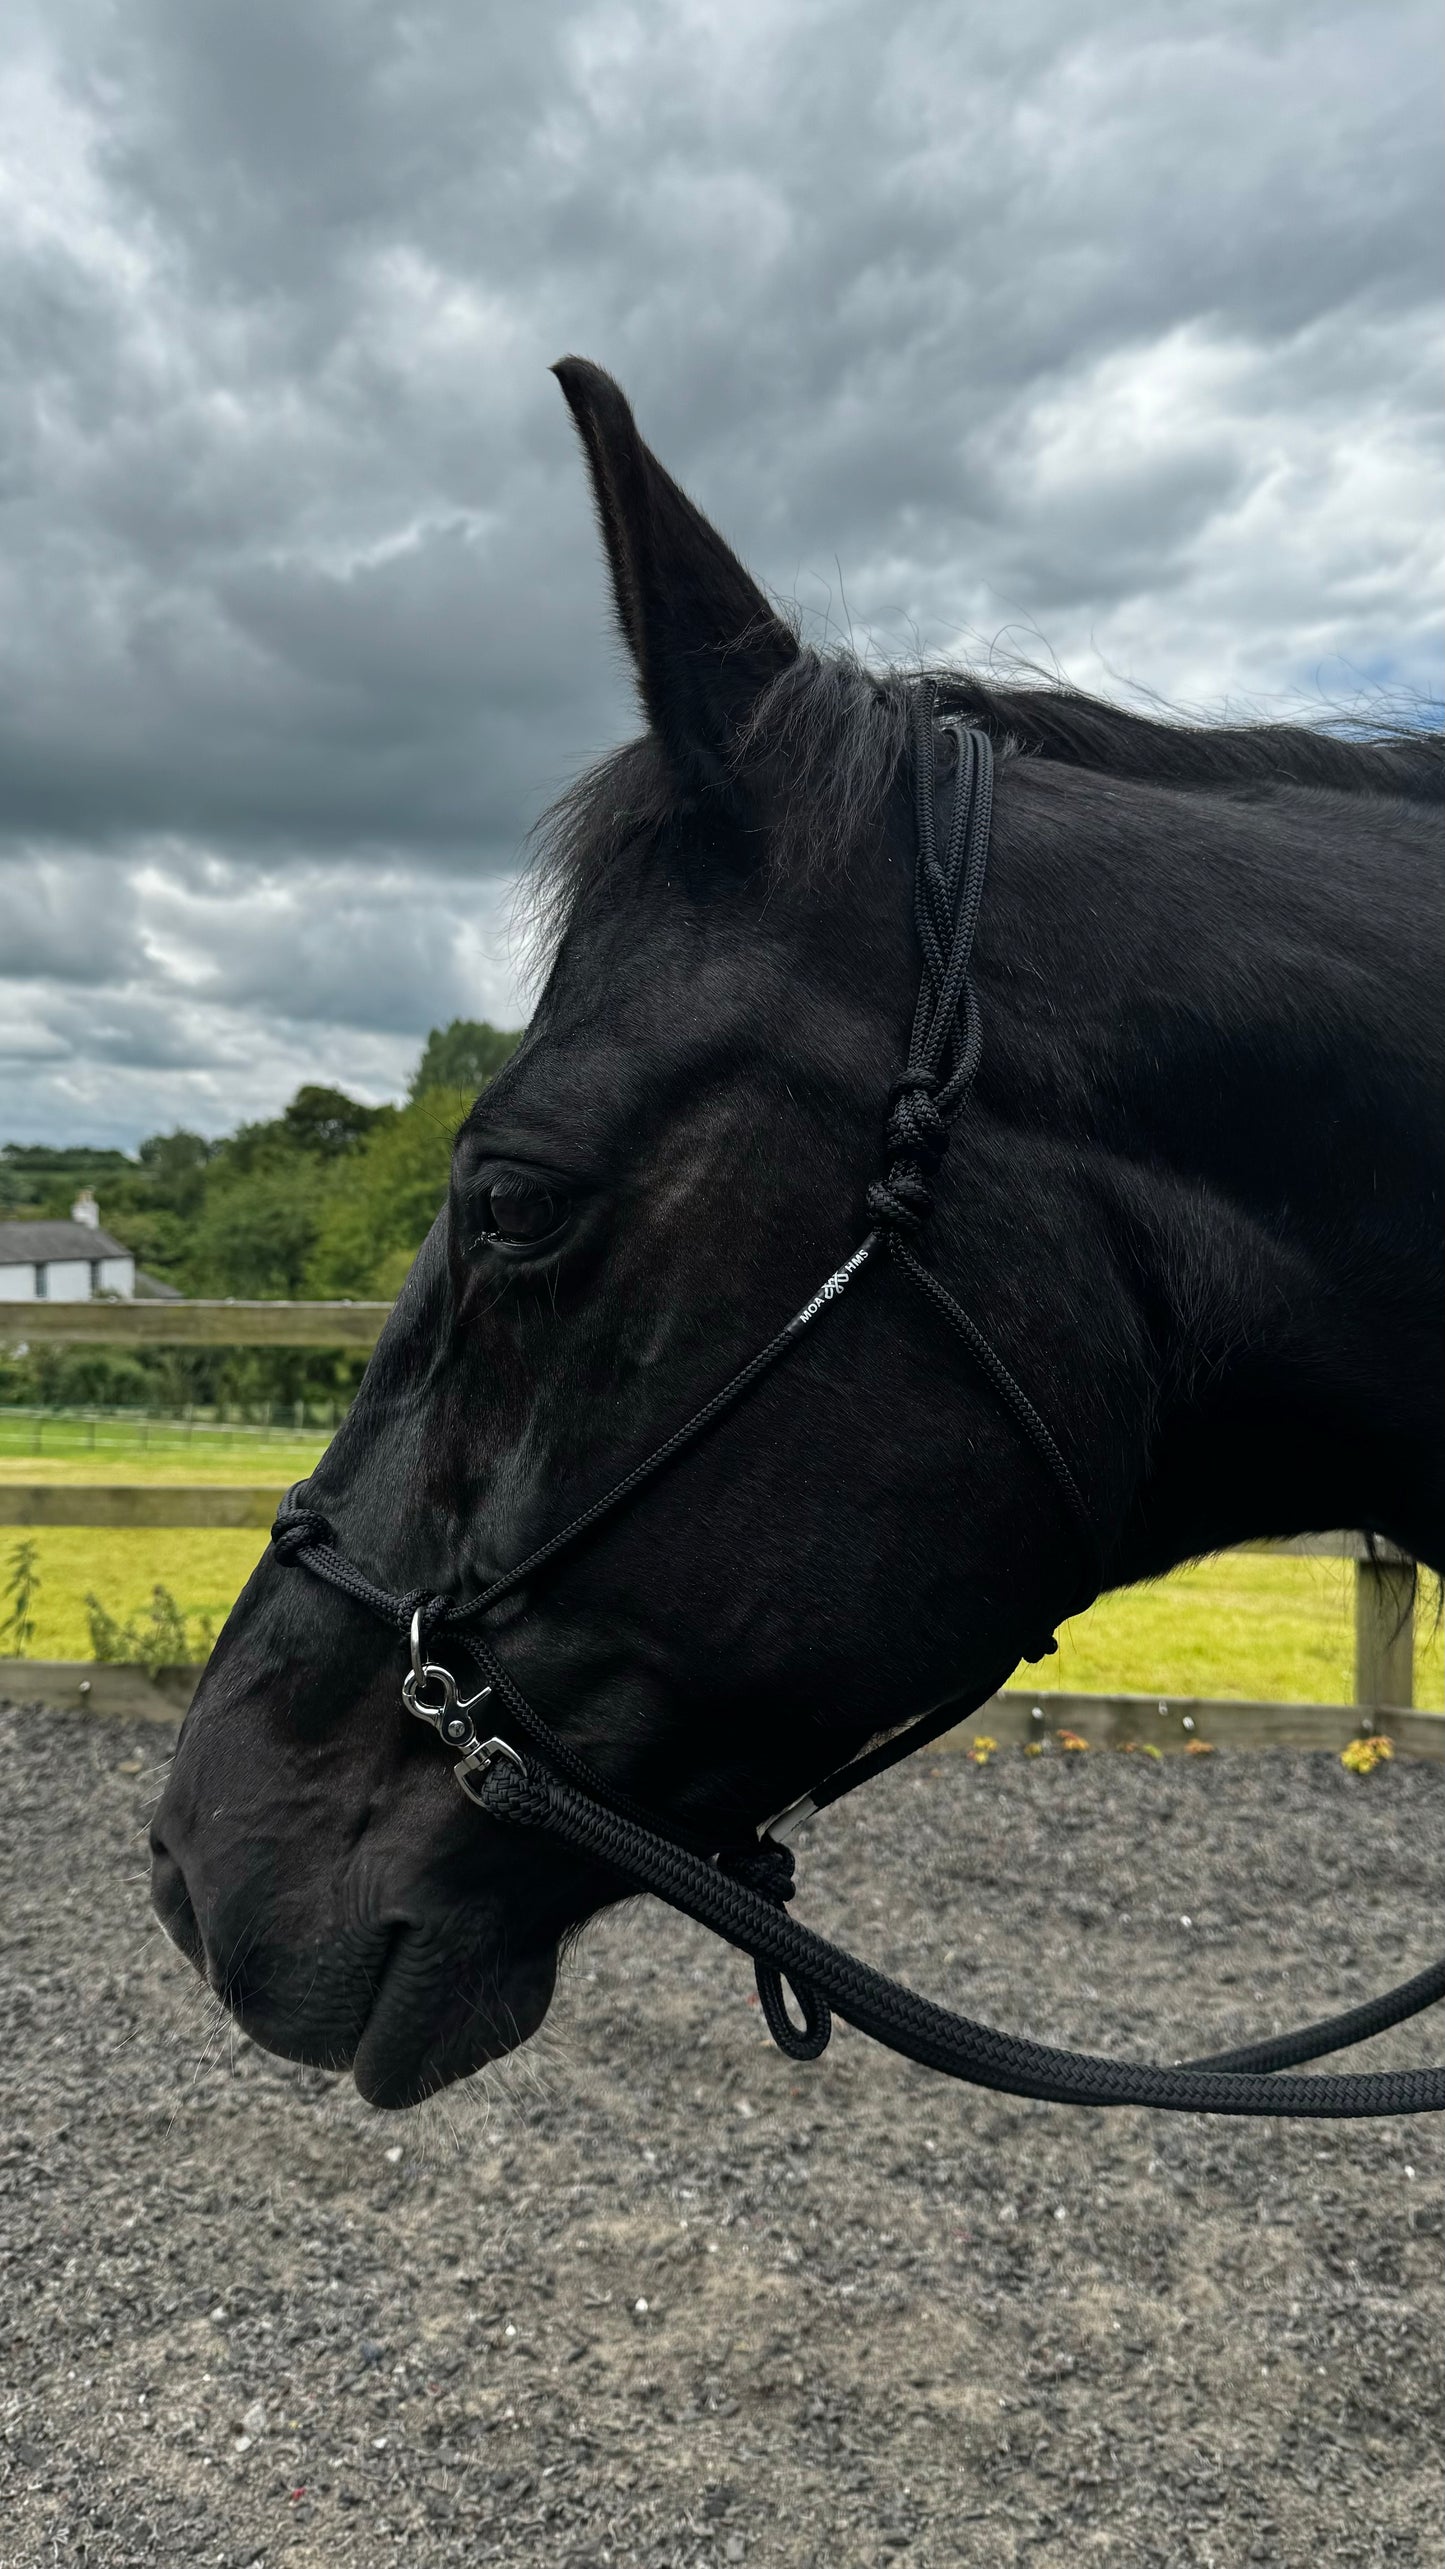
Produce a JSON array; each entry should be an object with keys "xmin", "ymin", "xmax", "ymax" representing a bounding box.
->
[{"xmin": 1, "ymin": 0, "xmax": 1440, "ymax": 1141}]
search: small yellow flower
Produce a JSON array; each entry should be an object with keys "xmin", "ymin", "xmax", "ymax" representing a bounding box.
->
[
  {"xmin": 1056, "ymin": 1730, "xmax": 1089, "ymax": 1753},
  {"xmin": 1185, "ymin": 1739, "xmax": 1216, "ymax": 1756},
  {"xmin": 1341, "ymin": 1735, "xmax": 1394, "ymax": 1776},
  {"xmin": 1022, "ymin": 1740, "xmax": 1044, "ymax": 1757}
]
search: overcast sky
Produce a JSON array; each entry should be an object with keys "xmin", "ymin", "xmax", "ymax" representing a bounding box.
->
[{"xmin": 2, "ymin": 0, "xmax": 1440, "ymax": 1148}]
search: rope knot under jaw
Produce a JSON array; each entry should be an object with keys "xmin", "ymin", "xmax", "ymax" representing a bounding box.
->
[
  {"xmin": 269, "ymin": 1506, "xmax": 334, "ymax": 1563},
  {"xmin": 719, "ymin": 1836, "xmax": 798, "ymax": 1905}
]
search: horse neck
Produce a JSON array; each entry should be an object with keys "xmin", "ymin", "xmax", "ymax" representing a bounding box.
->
[{"xmin": 989, "ymin": 762, "xmax": 1443, "ymax": 1571}]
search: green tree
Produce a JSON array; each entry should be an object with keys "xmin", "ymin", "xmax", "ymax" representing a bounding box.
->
[
  {"xmin": 1, "ymin": 1045, "xmax": 518, "ymax": 1406},
  {"xmin": 0, "ymin": 1144, "xmax": 135, "ymax": 1220},
  {"xmin": 305, "ymin": 1087, "xmax": 473, "ymax": 1299},
  {"xmin": 186, "ymin": 1157, "xmax": 345, "ymax": 1298},
  {"xmin": 408, "ymin": 1019, "xmax": 520, "ymax": 1104},
  {"xmin": 171, "ymin": 1083, "xmax": 396, "ymax": 1296},
  {"xmin": 136, "ymin": 1130, "xmax": 215, "ymax": 1214},
  {"xmin": 281, "ymin": 1085, "xmax": 394, "ymax": 1156},
  {"xmin": 215, "ymin": 1087, "xmax": 394, "ymax": 1182}
]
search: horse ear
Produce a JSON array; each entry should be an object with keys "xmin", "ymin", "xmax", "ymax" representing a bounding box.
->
[{"xmin": 552, "ymin": 357, "xmax": 798, "ymax": 794}]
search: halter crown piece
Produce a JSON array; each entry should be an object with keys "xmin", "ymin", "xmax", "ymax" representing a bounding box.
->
[{"xmin": 271, "ymin": 685, "xmax": 1445, "ymax": 2117}]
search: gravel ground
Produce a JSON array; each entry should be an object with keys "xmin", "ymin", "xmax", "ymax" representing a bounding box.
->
[{"xmin": 1, "ymin": 1700, "xmax": 1441, "ymax": 2569}]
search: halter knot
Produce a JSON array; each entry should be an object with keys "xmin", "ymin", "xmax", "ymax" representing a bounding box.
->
[
  {"xmin": 411, "ymin": 1593, "xmax": 455, "ymax": 1650},
  {"xmin": 864, "ymin": 1070, "xmax": 950, "ymax": 1236},
  {"xmin": 270, "ymin": 1505, "xmax": 335, "ymax": 1563},
  {"xmin": 885, "ymin": 1069, "xmax": 947, "ymax": 1166}
]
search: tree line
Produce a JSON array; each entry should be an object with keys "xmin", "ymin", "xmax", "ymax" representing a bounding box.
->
[{"xmin": 0, "ymin": 1019, "xmax": 519, "ymax": 1413}]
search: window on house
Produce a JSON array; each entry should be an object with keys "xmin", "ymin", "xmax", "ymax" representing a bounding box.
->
[{"xmin": 35, "ymin": 1263, "xmax": 48, "ymax": 1299}]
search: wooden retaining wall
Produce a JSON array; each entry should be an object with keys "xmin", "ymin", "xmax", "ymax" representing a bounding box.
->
[{"xmin": 2, "ymin": 1661, "xmax": 1440, "ymax": 1761}]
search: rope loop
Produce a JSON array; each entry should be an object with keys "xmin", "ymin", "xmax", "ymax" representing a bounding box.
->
[
  {"xmin": 720, "ymin": 1837, "xmax": 833, "ymax": 2060},
  {"xmin": 754, "ymin": 1962, "xmax": 833, "ymax": 2061}
]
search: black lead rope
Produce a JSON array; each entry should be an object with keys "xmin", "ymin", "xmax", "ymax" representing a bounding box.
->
[
  {"xmin": 270, "ymin": 688, "xmax": 1445, "ymax": 2117},
  {"xmin": 468, "ymin": 1760, "xmax": 1445, "ymax": 2118}
]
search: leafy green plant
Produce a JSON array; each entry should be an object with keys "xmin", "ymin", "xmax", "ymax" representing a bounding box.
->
[
  {"xmin": 84, "ymin": 1584, "xmax": 214, "ymax": 1678},
  {"xmin": 2, "ymin": 1539, "xmax": 40, "ymax": 1654}
]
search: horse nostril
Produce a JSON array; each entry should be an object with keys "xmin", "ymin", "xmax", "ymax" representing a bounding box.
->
[{"xmin": 150, "ymin": 1836, "xmax": 204, "ymax": 1970}]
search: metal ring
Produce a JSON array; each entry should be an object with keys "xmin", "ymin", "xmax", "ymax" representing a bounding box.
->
[{"xmin": 409, "ymin": 1606, "xmax": 430, "ymax": 1689}]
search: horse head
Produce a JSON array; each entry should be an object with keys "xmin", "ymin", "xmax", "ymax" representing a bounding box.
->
[
  {"xmin": 151, "ymin": 361, "xmax": 1442, "ymax": 2108},
  {"xmin": 150, "ymin": 362, "xmax": 1116, "ymax": 2102}
]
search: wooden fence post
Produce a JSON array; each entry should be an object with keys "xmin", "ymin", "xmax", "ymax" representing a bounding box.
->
[{"xmin": 1354, "ymin": 1556, "xmax": 1414, "ymax": 1711}]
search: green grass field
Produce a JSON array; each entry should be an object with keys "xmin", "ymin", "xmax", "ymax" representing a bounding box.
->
[
  {"xmin": 0, "ymin": 1416, "xmax": 329, "ymax": 1663},
  {"xmin": 0, "ymin": 1412, "xmax": 330, "ymax": 1483},
  {"xmin": 1, "ymin": 1415, "xmax": 1441, "ymax": 1705},
  {"xmin": 1008, "ymin": 1550, "xmax": 1441, "ymax": 1710}
]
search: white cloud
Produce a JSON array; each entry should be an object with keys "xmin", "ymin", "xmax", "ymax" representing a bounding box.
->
[{"xmin": 0, "ymin": 849, "xmax": 518, "ymax": 1139}]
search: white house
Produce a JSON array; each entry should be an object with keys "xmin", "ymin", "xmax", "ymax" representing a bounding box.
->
[{"xmin": 0, "ymin": 1191, "xmax": 137, "ymax": 1302}]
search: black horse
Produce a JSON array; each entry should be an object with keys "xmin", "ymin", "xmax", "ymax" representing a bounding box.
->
[{"xmin": 151, "ymin": 361, "xmax": 1443, "ymax": 2110}]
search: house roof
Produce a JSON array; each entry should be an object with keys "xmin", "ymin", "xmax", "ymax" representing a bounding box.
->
[{"xmin": 0, "ymin": 1219, "xmax": 133, "ymax": 1263}]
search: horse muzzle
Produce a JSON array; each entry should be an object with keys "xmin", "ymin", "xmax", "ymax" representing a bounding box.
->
[{"xmin": 150, "ymin": 1809, "xmax": 561, "ymax": 2106}]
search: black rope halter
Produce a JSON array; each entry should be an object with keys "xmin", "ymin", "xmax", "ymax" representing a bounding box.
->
[{"xmin": 270, "ymin": 685, "xmax": 1445, "ymax": 2117}]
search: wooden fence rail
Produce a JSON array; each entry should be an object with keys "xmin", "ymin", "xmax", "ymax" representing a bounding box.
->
[
  {"xmin": 0, "ymin": 1486, "xmax": 282, "ymax": 1530},
  {"xmin": 6, "ymin": 1300, "xmax": 392, "ymax": 1350},
  {"xmin": 0, "ymin": 1486, "xmax": 1422, "ymax": 1711}
]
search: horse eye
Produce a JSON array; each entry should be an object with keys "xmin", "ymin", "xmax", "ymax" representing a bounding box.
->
[{"xmin": 478, "ymin": 1173, "xmax": 568, "ymax": 1249}]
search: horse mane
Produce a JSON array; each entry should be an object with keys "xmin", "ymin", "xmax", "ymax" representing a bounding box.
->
[{"xmin": 528, "ymin": 650, "xmax": 1444, "ymax": 953}]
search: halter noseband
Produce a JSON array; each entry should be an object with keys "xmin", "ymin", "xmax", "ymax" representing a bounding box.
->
[{"xmin": 269, "ymin": 685, "xmax": 1445, "ymax": 2118}]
